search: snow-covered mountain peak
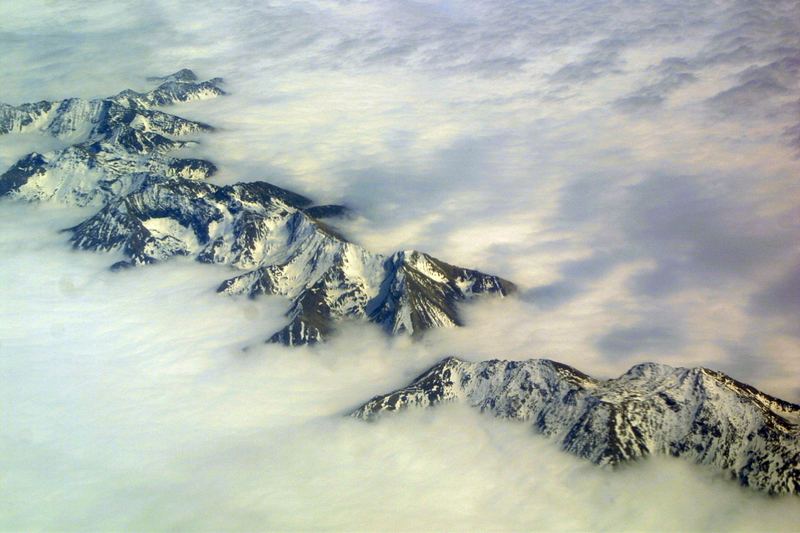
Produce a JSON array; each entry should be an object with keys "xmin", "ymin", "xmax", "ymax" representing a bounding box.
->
[
  {"xmin": 621, "ymin": 361, "xmax": 683, "ymax": 380},
  {"xmin": 352, "ymin": 356, "xmax": 800, "ymax": 496},
  {"xmin": 0, "ymin": 73, "xmax": 514, "ymax": 345},
  {"xmin": 111, "ymin": 71, "xmax": 225, "ymax": 109},
  {"xmin": 146, "ymin": 68, "xmax": 199, "ymax": 83}
]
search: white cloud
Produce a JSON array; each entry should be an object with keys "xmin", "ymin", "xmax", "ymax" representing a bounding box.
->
[
  {"xmin": 2, "ymin": 208, "xmax": 799, "ymax": 530},
  {"xmin": 2, "ymin": 0, "xmax": 799, "ymax": 529}
]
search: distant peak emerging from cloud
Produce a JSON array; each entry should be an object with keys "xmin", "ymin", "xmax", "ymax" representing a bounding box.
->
[
  {"xmin": 353, "ymin": 356, "xmax": 800, "ymax": 496},
  {"xmin": 0, "ymin": 70, "xmax": 514, "ymax": 346}
]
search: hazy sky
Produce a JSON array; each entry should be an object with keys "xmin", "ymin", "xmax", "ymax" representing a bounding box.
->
[{"xmin": 1, "ymin": 0, "xmax": 799, "ymax": 530}]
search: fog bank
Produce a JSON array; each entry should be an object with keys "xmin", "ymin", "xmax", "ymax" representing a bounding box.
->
[
  {"xmin": 2, "ymin": 0, "xmax": 799, "ymax": 529},
  {"xmin": 2, "ymin": 204, "xmax": 799, "ymax": 531}
]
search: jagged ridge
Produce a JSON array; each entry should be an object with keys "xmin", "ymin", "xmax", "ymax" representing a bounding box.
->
[
  {"xmin": 352, "ymin": 357, "xmax": 800, "ymax": 496},
  {"xmin": 0, "ymin": 71, "xmax": 224, "ymax": 207},
  {"xmin": 0, "ymin": 71, "xmax": 515, "ymax": 345}
]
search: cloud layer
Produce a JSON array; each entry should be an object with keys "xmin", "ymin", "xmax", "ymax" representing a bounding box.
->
[
  {"xmin": 2, "ymin": 205, "xmax": 800, "ymax": 531},
  {"xmin": 1, "ymin": 0, "xmax": 799, "ymax": 529}
]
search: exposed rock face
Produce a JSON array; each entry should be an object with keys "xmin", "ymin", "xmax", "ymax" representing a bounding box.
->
[
  {"xmin": 352, "ymin": 357, "xmax": 800, "ymax": 496},
  {"xmin": 0, "ymin": 72, "xmax": 222, "ymax": 207},
  {"xmin": 0, "ymin": 70, "xmax": 514, "ymax": 345}
]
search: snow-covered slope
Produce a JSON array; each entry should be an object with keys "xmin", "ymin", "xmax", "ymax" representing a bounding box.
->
[
  {"xmin": 68, "ymin": 175, "xmax": 514, "ymax": 345},
  {"xmin": 0, "ymin": 71, "xmax": 221, "ymax": 207},
  {"xmin": 352, "ymin": 357, "xmax": 800, "ymax": 495},
  {"xmin": 0, "ymin": 71, "xmax": 514, "ymax": 345}
]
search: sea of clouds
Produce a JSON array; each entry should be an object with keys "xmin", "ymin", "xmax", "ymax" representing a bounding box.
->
[{"xmin": 1, "ymin": 0, "xmax": 799, "ymax": 530}]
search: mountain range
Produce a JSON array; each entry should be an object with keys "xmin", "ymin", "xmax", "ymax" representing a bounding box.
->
[
  {"xmin": 353, "ymin": 356, "xmax": 800, "ymax": 495},
  {"xmin": 0, "ymin": 70, "xmax": 514, "ymax": 345},
  {"xmin": 2, "ymin": 70, "xmax": 797, "ymax": 497}
]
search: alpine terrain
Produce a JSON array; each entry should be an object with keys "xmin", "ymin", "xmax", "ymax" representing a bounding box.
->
[
  {"xmin": 0, "ymin": 70, "xmax": 515, "ymax": 345},
  {"xmin": 5, "ymin": 70, "xmax": 796, "ymax": 498},
  {"xmin": 353, "ymin": 357, "xmax": 800, "ymax": 495}
]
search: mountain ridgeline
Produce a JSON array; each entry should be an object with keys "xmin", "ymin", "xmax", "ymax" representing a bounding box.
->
[
  {"xmin": 0, "ymin": 70, "xmax": 515, "ymax": 345},
  {"xmin": 352, "ymin": 357, "xmax": 800, "ymax": 496},
  {"xmin": 3, "ymin": 70, "xmax": 798, "ymax": 498}
]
